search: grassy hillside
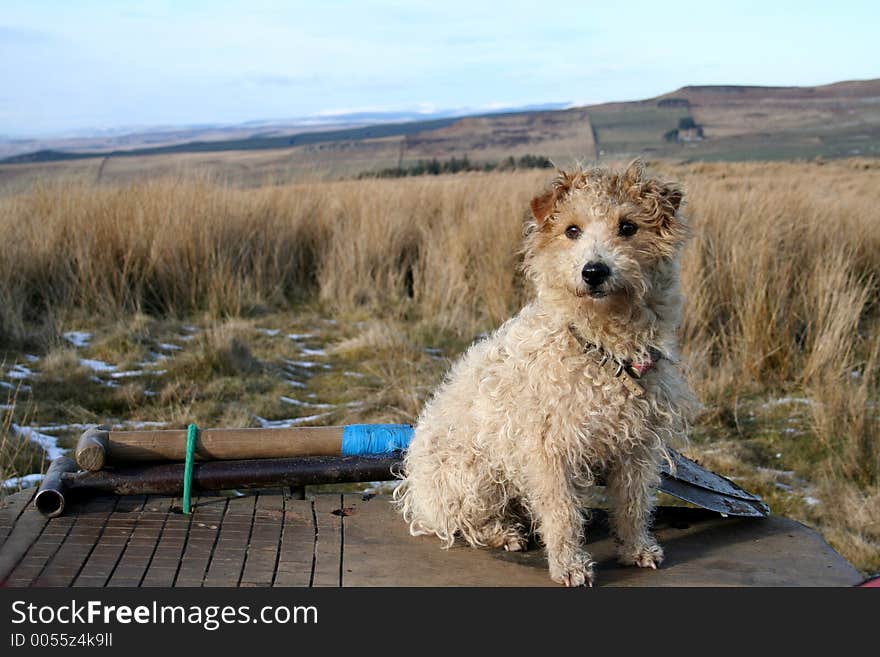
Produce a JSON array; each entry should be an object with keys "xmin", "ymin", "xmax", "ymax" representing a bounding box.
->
[{"xmin": 1, "ymin": 159, "xmax": 878, "ymax": 572}]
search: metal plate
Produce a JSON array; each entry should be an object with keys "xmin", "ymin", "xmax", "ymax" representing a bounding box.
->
[
  {"xmin": 659, "ymin": 477, "xmax": 770, "ymax": 517},
  {"xmin": 662, "ymin": 449, "xmax": 766, "ymax": 502}
]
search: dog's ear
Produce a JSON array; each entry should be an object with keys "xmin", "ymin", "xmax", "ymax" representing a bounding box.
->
[
  {"xmin": 624, "ymin": 158, "xmax": 645, "ymax": 185},
  {"xmin": 659, "ymin": 183, "xmax": 683, "ymax": 216},
  {"xmin": 529, "ymin": 189, "xmax": 557, "ymax": 226}
]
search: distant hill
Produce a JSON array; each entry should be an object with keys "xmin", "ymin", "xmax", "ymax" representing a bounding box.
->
[
  {"xmin": 0, "ymin": 103, "xmax": 570, "ymax": 161},
  {"xmin": 2, "ymin": 79, "xmax": 877, "ymax": 182}
]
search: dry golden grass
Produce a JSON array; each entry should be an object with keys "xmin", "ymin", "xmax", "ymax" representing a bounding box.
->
[{"xmin": 0, "ymin": 158, "xmax": 877, "ymax": 571}]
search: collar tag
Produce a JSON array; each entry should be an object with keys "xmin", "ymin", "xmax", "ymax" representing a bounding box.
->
[
  {"xmin": 628, "ymin": 360, "xmax": 655, "ymax": 378},
  {"xmin": 568, "ymin": 324, "xmax": 663, "ymax": 397}
]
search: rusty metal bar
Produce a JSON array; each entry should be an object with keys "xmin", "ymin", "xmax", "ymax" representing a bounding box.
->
[
  {"xmin": 64, "ymin": 453, "xmax": 400, "ymax": 495},
  {"xmin": 33, "ymin": 456, "xmax": 79, "ymax": 518},
  {"xmin": 30, "ymin": 454, "xmax": 402, "ymax": 517}
]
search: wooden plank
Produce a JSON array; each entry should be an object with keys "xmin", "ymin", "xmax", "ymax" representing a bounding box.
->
[
  {"xmin": 0, "ymin": 490, "xmax": 50, "ymax": 586},
  {"xmin": 272, "ymin": 498, "xmax": 315, "ymax": 587},
  {"xmin": 202, "ymin": 494, "xmax": 257, "ymax": 587},
  {"xmin": 311, "ymin": 495, "xmax": 342, "ymax": 587},
  {"xmin": 71, "ymin": 495, "xmax": 147, "ymax": 587},
  {"xmin": 105, "ymin": 426, "xmax": 344, "ymax": 463},
  {"xmin": 34, "ymin": 495, "xmax": 117, "ymax": 586},
  {"xmin": 2, "ymin": 490, "xmax": 863, "ymax": 588},
  {"xmin": 172, "ymin": 496, "xmax": 227, "ymax": 587},
  {"xmin": 239, "ymin": 491, "xmax": 285, "ymax": 587},
  {"xmin": 139, "ymin": 496, "xmax": 186, "ymax": 588},
  {"xmin": 106, "ymin": 496, "xmax": 176, "ymax": 587},
  {"xmin": 341, "ymin": 494, "xmax": 551, "ymax": 586},
  {"xmin": 147, "ymin": 494, "xmax": 206, "ymax": 588},
  {"xmin": 609, "ymin": 509, "xmax": 863, "ymax": 587},
  {"xmin": 341, "ymin": 498, "xmax": 863, "ymax": 587},
  {"xmin": 0, "ymin": 489, "xmax": 38, "ymax": 545},
  {"xmin": 4, "ymin": 514, "xmax": 73, "ymax": 587}
]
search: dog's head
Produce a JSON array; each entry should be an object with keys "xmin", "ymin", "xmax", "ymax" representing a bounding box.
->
[{"xmin": 523, "ymin": 160, "xmax": 687, "ymax": 313}]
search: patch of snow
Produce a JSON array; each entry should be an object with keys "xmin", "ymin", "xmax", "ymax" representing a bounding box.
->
[
  {"xmin": 256, "ymin": 328, "xmax": 281, "ymax": 337},
  {"xmin": 25, "ymin": 354, "xmax": 39, "ymax": 363},
  {"xmin": 757, "ymin": 467, "xmax": 794, "ymax": 479},
  {"xmin": 110, "ymin": 369, "xmax": 148, "ymax": 379},
  {"xmin": 2, "ymin": 473, "xmax": 44, "ymax": 490},
  {"xmin": 761, "ymin": 397, "xmax": 812, "ymax": 409},
  {"xmin": 0, "ymin": 380, "xmax": 31, "ymax": 392},
  {"xmin": 284, "ymin": 379, "xmax": 307, "ymax": 389},
  {"xmin": 285, "ymin": 359, "xmax": 331, "ymax": 370},
  {"xmin": 12, "ymin": 424, "xmax": 66, "ymax": 461},
  {"xmin": 0, "ymin": 403, "xmax": 14, "ymax": 410},
  {"xmin": 343, "ymin": 371, "xmax": 365, "ymax": 378},
  {"xmin": 147, "ymin": 351, "xmax": 169, "ymax": 362},
  {"xmin": 34, "ymin": 423, "xmax": 91, "ymax": 433},
  {"xmin": 89, "ymin": 375, "xmax": 119, "ymax": 388},
  {"xmin": 63, "ymin": 331, "xmax": 92, "ymax": 348},
  {"xmin": 182, "ymin": 325, "xmax": 200, "ymax": 333},
  {"xmin": 287, "ymin": 333, "xmax": 315, "ymax": 341},
  {"xmin": 254, "ymin": 412, "xmax": 332, "ymax": 429},
  {"xmin": 113, "ymin": 420, "xmax": 169, "ymax": 430},
  {"xmin": 159, "ymin": 343, "xmax": 182, "ymax": 351},
  {"xmin": 285, "ymin": 359, "xmax": 318, "ymax": 369},
  {"xmin": 299, "ymin": 347, "xmax": 327, "ymax": 357},
  {"xmin": 7, "ymin": 365, "xmax": 34, "ymax": 380},
  {"xmin": 280, "ymin": 396, "xmax": 333, "ymax": 409},
  {"xmin": 803, "ymin": 496, "xmax": 821, "ymax": 506},
  {"xmin": 80, "ymin": 358, "xmax": 118, "ymax": 373},
  {"xmin": 757, "ymin": 466, "xmax": 795, "ymax": 477},
  {"xmin": 110, "ymin": 369, "xmax": 166, "ymax": 379}
]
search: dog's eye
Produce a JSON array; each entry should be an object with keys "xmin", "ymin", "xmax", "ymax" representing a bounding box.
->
[
  {"xmin": 564, "ymin": 225, "xmax": 581, "ymax": 240},
  {"xmin": 618, "ymin": 220, "xmax": 638, "ymax": 237}
]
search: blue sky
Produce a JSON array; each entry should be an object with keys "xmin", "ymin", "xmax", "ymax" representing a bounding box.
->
[{"xmin": 1, "ymin": 0, "xmax": 877, "ymax": 137}]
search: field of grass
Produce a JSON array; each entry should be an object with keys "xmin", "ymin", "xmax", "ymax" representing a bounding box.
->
[{"xmin": 1, "ymin": 159, "xmax": 877, "ymax": 573}]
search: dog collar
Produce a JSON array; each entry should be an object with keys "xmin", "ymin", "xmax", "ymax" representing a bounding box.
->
[{"xmin": 567, "ymin": 324, "xmax": 664, "ymax": 397}]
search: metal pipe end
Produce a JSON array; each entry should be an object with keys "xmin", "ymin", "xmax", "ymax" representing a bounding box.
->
[
  {"xmin": 34, "ymin": 488, "xmax": 65, "ymax": 518},
  {"xmin": 33, "ymin": 456, "xmax": 78, "ymax": 518}
]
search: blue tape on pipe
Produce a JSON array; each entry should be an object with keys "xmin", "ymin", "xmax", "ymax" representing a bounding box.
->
[{"xmin": 341, "ymin": 424, "xmax": 414, "ymax": 456}]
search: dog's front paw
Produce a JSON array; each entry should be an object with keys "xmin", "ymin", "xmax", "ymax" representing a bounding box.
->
[
  {"xmin": 549, "ymin": 554, "xmax": 595, "ymax": 587},
  {"xmin": 618, "ymin": 542, "xmax": 664, "ymax": 569},
  {"xmin": 503, "ymin": 535, "xmax": 527, "ymax": 552}
]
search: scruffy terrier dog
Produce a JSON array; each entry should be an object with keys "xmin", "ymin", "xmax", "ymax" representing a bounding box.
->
[{"xmin": 394, "ymin": 160, "xmax": 697, "ymax": 586}]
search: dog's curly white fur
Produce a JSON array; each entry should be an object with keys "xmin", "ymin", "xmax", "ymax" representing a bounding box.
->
[{"xmin": 394, "ymin": 160, "xmax": 698, "ymax": 586}]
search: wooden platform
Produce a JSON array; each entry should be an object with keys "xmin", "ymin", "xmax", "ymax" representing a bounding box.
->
[{"xmin": 0, "ymin": 488, "xmax": 863, "ymax": 587}]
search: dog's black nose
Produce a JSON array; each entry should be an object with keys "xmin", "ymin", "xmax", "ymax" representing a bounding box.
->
[{"xmin": 582, "ymin": 262, "xmax": 611, "ymax": 286}]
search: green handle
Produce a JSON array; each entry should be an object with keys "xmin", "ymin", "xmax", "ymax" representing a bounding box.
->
[{"xmin": 182, "ymin": 423, "xmax": 198, "ymax": 514}]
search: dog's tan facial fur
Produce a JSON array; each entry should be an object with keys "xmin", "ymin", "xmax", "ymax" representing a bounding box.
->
[
  {"xmin": 396, "ymin": 161, "xmax": 697, "ymax": 586},
  {"xmin": 522, "ymin": 160, "xmax": 688, "ymax": 362},
  {"xmin": 525, "ymin": 160, "xmax": 687, "ymax": 307}
]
